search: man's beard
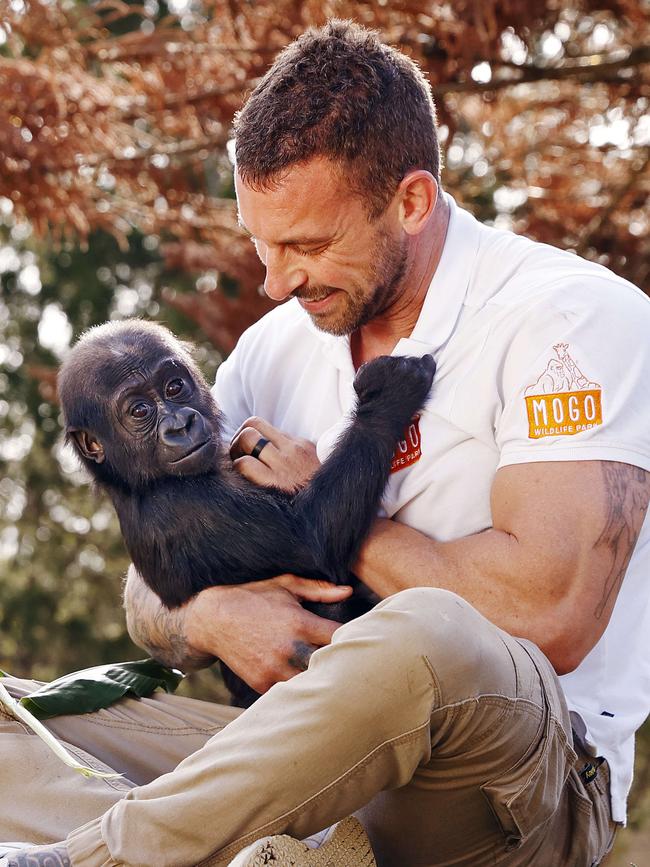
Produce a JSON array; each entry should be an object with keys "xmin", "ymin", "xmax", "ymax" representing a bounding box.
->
[{"xmin": 294, "ymin": 229, "xmax": 408, "ymax": 336}]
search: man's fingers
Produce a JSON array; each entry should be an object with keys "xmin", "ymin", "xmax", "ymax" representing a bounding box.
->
[
  {"xmin": 230, "ymin": 417, "xmax": 290, "ymax": 453},
  {"xmin": 229, "ymin": 426, "xmax": 259, "ymax": 461},
  {"xmin": 230, "ymin": 427, "xmax": 281, "ymax": 463},
  {"xmin": 230, "ymin": 418, "xmax": 319, "ymax": 492},
  {"xmin": 276, "ymin": 574, "xmax": 353, "ymax": 603},
  {"xmin": 231, "ymin": 416, "xmax": 286, "ymax": 442},
  {"xmin": 232, "ymin": 455, "xmax": 280, "ymax": 485},
  {"xmin": 298, "ymin": 609, "xmax": 342, "ymax": 646}
]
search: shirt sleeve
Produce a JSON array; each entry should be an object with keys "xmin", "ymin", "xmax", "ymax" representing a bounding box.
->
[{"xmin": 495, "ymin": 280, "xmax": 650, "ymax": 472}]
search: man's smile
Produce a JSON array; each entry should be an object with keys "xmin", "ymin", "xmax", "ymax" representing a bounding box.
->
[{"xmin": 296, "ymin": 290, "xmax": 339, "ymax": 313}]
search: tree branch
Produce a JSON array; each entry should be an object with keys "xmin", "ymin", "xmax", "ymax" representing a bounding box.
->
[
  {"xmin": 576, "ymin": 151, "xmax": 650, "ymax": 255},
  {"xmin": 430, "ymin": 46, "xmax": 650, "ymax": 95}
]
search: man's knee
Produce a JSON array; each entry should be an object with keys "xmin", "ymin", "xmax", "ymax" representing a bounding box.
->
[
  {"xmin": 364, "ymin": 587, "xmax": 497, "ymax": 663},
  {"xmin": 334, "ymin": 588, "xmax": 533, "ymax": 707}
]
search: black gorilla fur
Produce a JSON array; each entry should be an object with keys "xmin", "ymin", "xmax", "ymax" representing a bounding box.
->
[{"xmin": 58, "ymin": 319, "xmax": 435, "ymax": 704}]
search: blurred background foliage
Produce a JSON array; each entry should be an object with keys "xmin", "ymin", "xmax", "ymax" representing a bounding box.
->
[{"xmin": 0, "ymin": 0, "xmax": 648, "ymax": 858}]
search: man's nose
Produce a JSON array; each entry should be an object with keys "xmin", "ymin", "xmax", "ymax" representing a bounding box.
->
[{"xmin": 263, "ymin": 247, "xmax": 308, "ymax": 302}]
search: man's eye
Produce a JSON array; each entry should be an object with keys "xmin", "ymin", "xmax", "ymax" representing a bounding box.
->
[
  {"xmin": 165, "ymin": 378, "xmax": 185, "ymax": 398},
  {"xmin": 295, "ymin": 244, "xmax": 327, "ymax": 257},
  {"xmin": 130, "ymin": 402, "xmax": 151, "ymax": 420}
]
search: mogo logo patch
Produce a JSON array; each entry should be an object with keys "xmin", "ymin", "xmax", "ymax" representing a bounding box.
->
[
  {"xmin": 525, "ymin": 343, "xmax": 602, "ymax": 439},
  {"xmin": 391, "ymin": 415, "xmax": 422, "ymax": 473}
]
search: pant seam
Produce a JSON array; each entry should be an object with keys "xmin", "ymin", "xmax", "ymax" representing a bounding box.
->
[
  {"xmin": 421, "ymin": 654, "xmax": 442, "ymax": 708},
  {"xmin": 61, "ymin": 743, "xmax": 134, "ymax": 793},
  {"xmin": 53, "ymin": 716, "xmax": 227, "ymax": 736},
  {"xmin": 1, "ymin": 679, "xmax": 227, "ymax": 736},
  {"xmin": 430, "ymin": 693, "xmax": 544, "ymax": 717}
]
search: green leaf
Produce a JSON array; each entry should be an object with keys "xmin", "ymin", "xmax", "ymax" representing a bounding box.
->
[{"xmin": 19, "ymin": 659, "xmax": 184, "ymax": 720}]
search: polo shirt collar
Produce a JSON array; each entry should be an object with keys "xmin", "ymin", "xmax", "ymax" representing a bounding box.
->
[
  {"xmin": 395, "ymin": 193, "xmax": 479, "ymax": 357},
  {"xmin": 305, "ymin": 193, "xmax": 480, "ymax": 371}
]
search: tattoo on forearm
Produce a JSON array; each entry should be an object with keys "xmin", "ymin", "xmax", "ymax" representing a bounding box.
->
[
  {"xmin": 6, "ymin": 846, "xmax": 71, "ymax": 866},
  {"xmin": 594, "ymin": 463, "xmax": 650, "ymax": 620},
  {"xmin": 123, "ymin": 570, "xmax": 215, "ymax": 671}
]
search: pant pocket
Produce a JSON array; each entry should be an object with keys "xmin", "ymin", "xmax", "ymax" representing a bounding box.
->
[
  {"xmin": 480, "ymin": 708, "xmax": 577, "ymax": 851},
  {"xmin": 562, "ymin": 770, "xmax": 602, "ymax": 867},
  {"xmin": 565, "ymin": 761, "xmax": 619, "ymax": 867}
]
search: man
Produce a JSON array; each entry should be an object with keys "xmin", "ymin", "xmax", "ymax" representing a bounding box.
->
[{"xmin": 2, "ymin": 19, "xmax": 650, "ymax": 867}]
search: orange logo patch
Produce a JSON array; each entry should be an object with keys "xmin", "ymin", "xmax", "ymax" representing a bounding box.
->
[
  {"xmin": 391, "ymin": 415, "xmax": 422, "ymax": 473},
  {"xmin": 524, "ymin": 343, "xmax": 602, "ymax": 439}
]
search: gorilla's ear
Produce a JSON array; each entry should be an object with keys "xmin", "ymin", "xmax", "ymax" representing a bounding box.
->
[{"xmin": 70, "ymin": 429, "xmax": 106, "ymax": 464}]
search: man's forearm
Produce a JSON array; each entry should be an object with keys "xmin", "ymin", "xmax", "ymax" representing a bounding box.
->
[
  {"xmin": 123, "ymin": 566, "xmax": 216, "ymax": 672},
  {"xmin": 356, "ymin": 518, "xmax": 589, "ymax": 672},
  {"xmin": 356, "ymin": 461, "xmax": 650, "ymax": 674},
  {"xmin": 356, "ymin": 519, "xmax": 532, "ymax": 632}
]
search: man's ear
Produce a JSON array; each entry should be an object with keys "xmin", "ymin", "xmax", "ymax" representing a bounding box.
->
[
  {"xmin": 396, "ymin": 170, "xmax": 438, "ymax": 236},
  {"xmin": 70, "ymin": 429, "xmax": 106, "ymax": 464}
]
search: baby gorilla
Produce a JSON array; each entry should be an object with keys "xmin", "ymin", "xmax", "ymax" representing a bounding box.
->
[{"xmin": 58, "ymin": 320, "xmax": 435, "ymax": 704}]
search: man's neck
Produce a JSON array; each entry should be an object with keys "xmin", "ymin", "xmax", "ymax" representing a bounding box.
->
[{"xmin": 351, "ymin": 194, "xmax": 450, "ymax": 368}]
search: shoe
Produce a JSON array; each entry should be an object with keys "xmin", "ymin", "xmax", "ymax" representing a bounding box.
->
[{"xmin": 229, "ymin": 816, "xmax": 376, "ymax": 866}]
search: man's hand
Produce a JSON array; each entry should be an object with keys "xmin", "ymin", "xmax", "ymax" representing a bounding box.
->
[
  {"xmin": 185, "ymin": 575, "xmax": 352, "ymax": 694},
  {"xmin": 229, "ymin": 416, "xmax": 320, "ymax": 493},
  {"xmin": 124, "ymin": 567, "xmax": 352, "ymax": 693}
]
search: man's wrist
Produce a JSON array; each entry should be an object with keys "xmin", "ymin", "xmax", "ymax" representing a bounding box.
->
[
  {"xmin": 354, "ymin": 518, "xmax": 402, "ymax": 592},
  {"xmin": 183, "ymin": 586, "xmax": 228, "ymax": 665},
  {"xmin": 154, "ymin": 599, "xmax": 217, "ymax": 672},
  {"xmin": 124, "ymin": 566, "xmax": 216, "ymax": 672}
]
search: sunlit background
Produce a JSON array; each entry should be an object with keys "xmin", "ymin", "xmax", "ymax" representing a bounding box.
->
[{"xmin": 0, "ymin": 1, "xmax": 648, "ymax": 858}]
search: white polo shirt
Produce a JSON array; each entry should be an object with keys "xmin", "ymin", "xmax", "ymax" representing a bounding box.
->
[{"xmin": 213, "ymin": 194, "xmax": 650, "ymax": 823}]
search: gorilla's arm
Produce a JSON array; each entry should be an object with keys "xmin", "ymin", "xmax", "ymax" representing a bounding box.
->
[{"xmin": 290, "ymin": 355, "xmax": 436, "ymax": 583}]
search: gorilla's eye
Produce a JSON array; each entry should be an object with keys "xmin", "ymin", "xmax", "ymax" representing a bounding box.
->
[
  {"xmin": 130, "ymin": 402, "xmax": 151, "ymax": 420},
  {"xmin": 165, "ymin": 378, "xmax": 185, "ymax": 399}
]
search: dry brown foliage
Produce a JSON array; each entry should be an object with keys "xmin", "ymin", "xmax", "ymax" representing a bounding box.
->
[{"xmin": 0, "ymin": 0, "xmax": 648, "ymax": 349}]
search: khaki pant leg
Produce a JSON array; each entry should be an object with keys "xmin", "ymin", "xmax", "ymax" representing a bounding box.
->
[
  {"xmin": 65, "ymin": 588, "xmax": 607, "ymax": 867},
  {"xmin": 0, "ymin": 677, "xmax": 240, "ymax": 844}
]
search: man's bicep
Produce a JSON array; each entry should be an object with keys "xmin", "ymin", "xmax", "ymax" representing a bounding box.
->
[{"xmin": 491, "ymin": 460, "xmax": 650, "ymax": 650}]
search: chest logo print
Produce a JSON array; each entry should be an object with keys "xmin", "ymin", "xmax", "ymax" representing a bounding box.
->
[
  {"xmin": 525, "ymin": 343, "xmax": 602, "ymax": 439},
  {"xmin": 391, "ymin": 415, "xmax": 422, "ymax": 473}
]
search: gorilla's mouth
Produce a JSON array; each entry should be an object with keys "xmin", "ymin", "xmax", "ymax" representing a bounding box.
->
[{"xmin": 170, "ymin": 438, "xmax": 212, "ymax": 465}]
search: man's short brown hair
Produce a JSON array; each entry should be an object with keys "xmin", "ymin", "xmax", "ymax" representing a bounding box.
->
[{"xmin": 234, "ymin": 19, "xmax": 440, "ymax": 219}]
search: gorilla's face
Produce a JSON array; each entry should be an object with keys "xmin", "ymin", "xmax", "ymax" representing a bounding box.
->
[
  {"xmin": 61, "ymin": 326, "xmax": 222, "ymax": 491},
  {"xmin": 111, "ymin": 353, "xmax": 220, "ymax": 478}
]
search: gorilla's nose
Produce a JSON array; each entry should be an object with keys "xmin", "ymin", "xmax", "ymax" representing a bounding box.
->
[{"xmin": 158, "ymin": 407, "xmax": 198, "ymax": 445}]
